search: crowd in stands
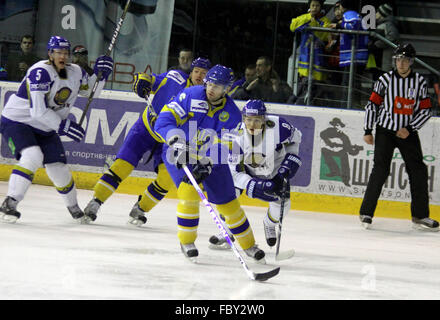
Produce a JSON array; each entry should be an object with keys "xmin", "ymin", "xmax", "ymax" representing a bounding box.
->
[{"xmin": 1, "ymin": 1, "xmax": 438, "ymax": 110}]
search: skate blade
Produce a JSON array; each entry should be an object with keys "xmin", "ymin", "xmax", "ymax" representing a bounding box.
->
[
  {"xmin": 127, "ymin": 218, "xmax": 145, "ymax": 227},
  {"xmin": 361, "ymin": 222, "xmax": 371, "ymax": 230},
  {"xmin": 253, "ymin": 257, "xmax": 266, "ymax": 265},
  {"xmin": 1, "ymin": 214, "xmax": 18, "ymax": 224},
  {"xmin": 81, "ymin": 216, "xmax": 95, "ymax": 225},
  {"xmin": 208, "ymin": 243, "xmax": 231, "ymax": 250},
  {"xmin": 412, "ymin": 223, "xmax": 439, "ymax": 232},
  {"xmin": 183, "ymin": 256, "xmax": 198, "ymax": 263},
  {"xmin": 275, "ymin": 249, "xmax": 295, "ymax": 261}
]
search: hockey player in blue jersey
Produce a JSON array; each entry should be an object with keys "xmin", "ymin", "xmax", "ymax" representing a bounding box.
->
[
  {"xmin": 209, "ymin": 99, "xmax": 302, "ymax": 248},
  {"xmin": 0, "ymin": 36, "xmax": 113, "ymax": 223},
  {"xmin": 154, "ymin": 65, "xmax": 266, "ymax": 262},
  {"xmin": 83, "ymin": 57, "xmax": 211, "ymax": 225}
]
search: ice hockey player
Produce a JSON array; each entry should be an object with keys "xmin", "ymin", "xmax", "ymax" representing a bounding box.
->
[
  {"xmin": 83, "ymin": 57, "xmax": 211, "ymax": 225},
  {"xmin": 154, "ymin": 65, "xmax": 266, "ymax": 262},
  {"xmin": 209, "ymin": 99, "xmax": 302, "ymax": 249},
  {"xmin": 0, "ymin": 36, "xmax": 113, "ymax": 223}
]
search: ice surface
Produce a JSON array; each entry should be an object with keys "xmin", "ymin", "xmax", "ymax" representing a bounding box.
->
[{"xmin": 0, "ymin": 182, "xmax": 439, "ymax": 300}]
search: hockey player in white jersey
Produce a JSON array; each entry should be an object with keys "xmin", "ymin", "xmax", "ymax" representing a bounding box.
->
[
  {"xmin": 209, "ymin": 99, "xmax": 302, "ymax": 248},
  {"xmin": 0, "ymin": 36, "xmax": 113, "ymax": 223}
]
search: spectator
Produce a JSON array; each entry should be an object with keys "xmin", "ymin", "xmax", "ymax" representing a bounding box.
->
[
  {"xmin": 168, "ymin": 48, "xmax": 193, "ymax": 74},
  {"xmin": 325, "ymin": 1, "xmax": 343, "ymax": 106},
  {"xmin": 331, "ymin": 0, "xmax": 369, "ymax": 108},
  {"xmin": 229, "ymin": 64, "xmax": 256, "ymax": 96},
  {"xmin": 289, "ymin": 0, "xmax": 331, "ymax": 106},
  {"xmin": 0, "ymin": 67, "xmax": 7, "ymax": 80},
  {"xmin": 232, "ymin": 56, "xmax": 292, "ymax": 103},
  {"xmin": 72, "ymin": 45, "xmax": 94, "ymax": 76},
  {"xmin": 6, "ymin": 35, "xmax": 41, "ymax": 82},
  {"xmin": 368, "ymin": 3, "xmax": 399, "ymax": 80}
]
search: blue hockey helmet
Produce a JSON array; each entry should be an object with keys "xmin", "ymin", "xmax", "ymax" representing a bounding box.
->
[
  {"xmin": 47, "ymin": 36, "xmax": 71, "ymax": 52},
  {"xmin": 191, "ymin": 57, "xmax": 212, "ymax": 71},
  {"xmin": 242, "ymin": 99, "xmax": 267, "ymax": 117},
  {"xmin": 204, "ymin": 64, "xmax": 234, "ymax": 87}
]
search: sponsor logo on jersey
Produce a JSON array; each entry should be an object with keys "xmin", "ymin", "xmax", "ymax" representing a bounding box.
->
[
  {"xmin": 168, "ymin": 101, "xmax": 186, "ymax": 118},
  {"xmin": 29, "ymin": 82, "xmax": 50, "ymax": 92},
  {"xmin": 190, "ymin": 99, "xmax": 209, "ymax": 113},
  {"xmin": 167, "ymin": 70, "xmax": 186, "ymax": 85}
]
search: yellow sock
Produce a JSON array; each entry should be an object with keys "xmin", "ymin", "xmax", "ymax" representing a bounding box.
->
[
  {"xmin": 138, "ymin": 164, "xmax": 174, "ymax": 212},
  {"xmin": 176, "ymin": 182, "xmax": 200, "ymax": 245},
  {"xmin": 217, "ymin": 199, "xmax": 255, "ymax": 250},
  {"xmin": 94, "ymin": 159, "xmax": 134, "ymax": 203}
]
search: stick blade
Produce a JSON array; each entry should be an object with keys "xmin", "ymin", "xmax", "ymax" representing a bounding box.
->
[
  {"xmin": 275, "ymin": 249, "xmax": 295, "ymax": 261},
  {"xmin": 253, "ymin": 267, "xmax": 280, "ymax": 281}
]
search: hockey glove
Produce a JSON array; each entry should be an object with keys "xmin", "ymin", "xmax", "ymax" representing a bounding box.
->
[
  {"xmin": 133, "ymin": 72, "xmax": 153, "ymax": 99},
  {"xmin": 168, "ymin": 136, "xmax": 194, "ymax": 169},
  {"xmin": 246, "ymin": 179, "xmax": 279, "ymax": 202},
  {"xmin": 94, "ymin": 55, "xmax": 114, "ymax": 81},
  {"xmin": 271, "ymin": 174, "xmax": 290, "ymax": 199},
  {"xmin": 183, "ymin": 160, "xmax": 213, "ymax": 184},
  {"xmin": 277, "ymin": 153, "xmax": 302, "ymax": 179},
  {"xmin": 58, "ymin": 119, "xmax": 85, "ymax": 142}
]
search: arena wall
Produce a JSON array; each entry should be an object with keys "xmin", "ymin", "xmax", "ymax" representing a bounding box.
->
[{"xmin": 1, "ymin": 81, "xmax": 438, "ymax": 220}]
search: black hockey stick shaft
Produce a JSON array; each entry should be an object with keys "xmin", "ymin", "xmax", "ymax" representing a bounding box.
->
[
  {"xmin": 182, "ymin": 165, "xmax": 280, "ymax": 281},
  {"xmin": 275, "ymin": 179, "xmax": 288, "ymax": 257},
  {"xmin": 78, "ymin": 0, "xmax": 132, "ymax": 126}
]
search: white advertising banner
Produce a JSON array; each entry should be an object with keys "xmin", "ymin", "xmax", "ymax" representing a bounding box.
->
[{"xmin": 0, "ymin": 81, "xmax": 439, "ymax": 205}]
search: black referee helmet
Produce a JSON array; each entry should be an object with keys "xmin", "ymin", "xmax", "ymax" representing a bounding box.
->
[{"xmin": 393, "ymin": 43, "xmax": 416, "ymax": 59}]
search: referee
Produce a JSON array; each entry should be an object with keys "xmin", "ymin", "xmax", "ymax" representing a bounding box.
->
[{"xmin": 359, "ymin": 43, "xmax": 439, "ymax": 231}]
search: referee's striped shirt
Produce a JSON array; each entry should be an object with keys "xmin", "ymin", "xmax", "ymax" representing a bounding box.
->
[{"xmin": 364, "ymin": 70, "xmax": 432, "ymax": 134}]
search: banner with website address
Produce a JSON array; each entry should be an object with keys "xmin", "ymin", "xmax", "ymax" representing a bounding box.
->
[{"xmin": 0, "ymin": 81, "xmax": 439, "ymax": 205}]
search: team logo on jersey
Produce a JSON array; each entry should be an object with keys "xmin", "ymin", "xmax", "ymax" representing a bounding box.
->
[
  {"xmin": 179, "ymin": 92, "xmax": 186, "ymax": 102},
  {"xmin": 54, "ymin": 87, "xmax": 72, "ymax": 105},
  {"xmin": 407, "ymin": 88, "xmax": 416, "ymax": 99},
  {"xmin": 219, "ymin": 111, "xmax": 230, "ymax": 122}
]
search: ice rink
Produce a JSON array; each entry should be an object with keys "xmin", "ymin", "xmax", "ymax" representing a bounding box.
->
[{"xmin": 0, "ymin": 181, "xmax": 439, "ymax": 300}]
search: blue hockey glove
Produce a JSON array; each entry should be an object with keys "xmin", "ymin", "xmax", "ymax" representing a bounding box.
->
[
  {"xmin": 246, "ymin": 179, "xmax": 279, "ymax": 202},
  {"xmin": 94, "ymin": 55, "xmax": 114, "ymax": 81},
  {"xmin": 277, "ymin": 153, "xmax": 302, "ymax": 179},
  {"xmin": 271, "ymin": 174, "xmax": 290, "ymax": 199},
  {"xmin": 58, "ymin": 119, "xmax": 85, "ymax": 142},
  {"xmin": 133, "ymin": 72, "xmax": 153, "ymax": 99}
]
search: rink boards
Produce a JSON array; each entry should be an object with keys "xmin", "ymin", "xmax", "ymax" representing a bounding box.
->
[{"xmin": 0, "ymin": 81, "xmax": 439, "ymax": 220}]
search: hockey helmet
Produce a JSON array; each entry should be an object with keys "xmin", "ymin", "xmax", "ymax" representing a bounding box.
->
[
  {"xmin": 204, "ymin": 64, "xmax": 234, "ymax": 87},
  {"xmin": 393, "ymin": 43, "xmax": 416, "ymax": 59},
  {"xmin": 47, "ymin": 36, "xmax": 71, "ymax": 52},
  {"xmin": 191, "ymin": 57, "xmax": 212, "ymax": 71},
  {"xmin": 242, "ymin": 99, "xmax": 267, "ymax": 117}
]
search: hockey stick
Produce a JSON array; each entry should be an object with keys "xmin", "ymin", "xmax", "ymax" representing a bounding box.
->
[
  {"xmin": 182, "ymin": 165, "xmax": 280, "ymax": 281},
  {"xmin": 78, "ymin": 0, "xmax": 132, "ymax": 126},
  {"xmin": 275, "ymin": 179, "xmax": 295, "ymax": 261}
]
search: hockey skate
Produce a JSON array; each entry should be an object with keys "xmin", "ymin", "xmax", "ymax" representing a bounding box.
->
[
  {"xmin": 67, "ymin": 204, "xmax": 86, "ymax": 223},
  {"xmin": 83, "ymin": 198, "xmax": 102, "ymax": 223},
  {"xmin": 208, "ymin": 231, "xmax": 235, "ymax": 250},
  {"xmin": 0, "ymin": 197, "xmax": 21, "ymax": 223},
  {"xmin": 127, "ymin": 201, "xmax": 147, "ymax": 227},
  {"xmin": 263, "ymin": 217, "xmax": 277, "ymax": 247},
  {"xmin": 360, "ymin": 215, "xmax": 372, "ymax": 229},
  {"xmin": 180, "ymin": 243, "xmax": 199, "ymax": 263},
  {"xmin": 244, "ymin": 245, "xmax": 266, "ymax": 264},
  {"xmin": 412, "ymin": 217, "xmax": 439, "ymax": 232}
]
